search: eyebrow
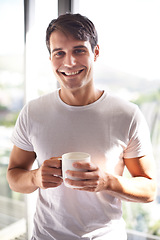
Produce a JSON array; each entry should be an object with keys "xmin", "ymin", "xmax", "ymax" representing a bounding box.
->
[
  {"xmin": 73, "ymin": 45, "xmax": 87, "ymax": 49},
  {"xmin": 51, "ymin": 45, "xmax": 87, "ymax": 53},
  {"xmin": 51, "ymin": 48, "xmax": 63, "ymax": 53}
]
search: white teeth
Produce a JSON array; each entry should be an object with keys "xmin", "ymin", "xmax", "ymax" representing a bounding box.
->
[
  {"xmin": 65, "ymin": 71, "xmax": 80, "ymax": 76},
  {"xmin": 61, "ymin": 70, "xmax": 82, "ymax": 76}
]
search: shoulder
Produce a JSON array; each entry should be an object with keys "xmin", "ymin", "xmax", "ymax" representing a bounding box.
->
[
  {"xmin": 29, "ymin": 90, "xmax": 57, "ymax": 107},
  {"xmin": 106, "ymin": 92, "xmax": 139, "ymax": 116},
  {"xmin": 103, "ymin": 92, "xmax": 147, "ymax": 132},
  {"xmin": 18, "ymin": 90, "xmax": 59, "ymax": 121},
  {"xmin": 25, "ymin": 90, "xmax": 58, "ymax": 113}
]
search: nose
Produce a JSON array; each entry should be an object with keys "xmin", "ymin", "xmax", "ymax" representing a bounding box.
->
[{"xmin": 63, "ymin": 53, "xmax": 76, "ymax": 68}]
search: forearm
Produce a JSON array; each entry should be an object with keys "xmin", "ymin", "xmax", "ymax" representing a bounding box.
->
[
  {"xmin": 7, "ymin": 168, "xmax": 38, "ymax": 194},
  {"xmin": 107, "ymin": 174, "xmax": 157, "ymax": 203}
]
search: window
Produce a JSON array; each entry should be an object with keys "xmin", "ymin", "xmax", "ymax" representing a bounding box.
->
[
  {"xmin": 24, "ymin": 1, "xmax": 58, "ymax": 238},
  {"xmin": 0, "ymin": 0, "xmax": 58, "ymax": 239},
  {"xmin": 25, "ymin": 0, "xmax": 58, "ymax": 102},
  {"xmin": 74, "ymin": 0, "xmax": 160, "ymax": 238},
  {"xmin": 0, "ymin": 0, "xmax": 26, "ymax": 239}
]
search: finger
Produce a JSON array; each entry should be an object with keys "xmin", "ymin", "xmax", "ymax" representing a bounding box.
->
[
  {"xmin": 42, "ymin": 175, "xmax": 63, "ymax": 183},
  {"xmin": 41, "ymin": 175, "xmax": 63, "ymax": 189},
  {"xmin": 49, "ymin": 157, "xmax": 62, "ymax": 168},
  {"xmin": 42, "ymin": 167, "xmax": 62, "ymax": 177},
  {"xmin": 72, "ymin": 161, "xmax": 97, "ymax": 171},
  {"xmin": 66, "ymin": 170, "xmax": 99, "ymax": 180},
  {"xmin": 43, "ymin": 158, "xmax": 62, "ymax": 168},
  {"xmin": 65, "ymin": 178, "xmax": 98, "ymax": 188}
]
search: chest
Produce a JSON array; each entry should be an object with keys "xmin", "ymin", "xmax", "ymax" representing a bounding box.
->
[{"xmin": 29, "ymin": 110, "xmax": 127, "ymax": 175}]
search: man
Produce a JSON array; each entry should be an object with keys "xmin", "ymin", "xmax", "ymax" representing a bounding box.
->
[{"xmin": 7, "ymin": 13, "xmax": 156, "ymax": 239}]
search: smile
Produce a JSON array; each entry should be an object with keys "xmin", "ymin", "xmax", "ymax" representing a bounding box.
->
[{"xmin": 60, "ymin": 69, "xmax": 84, "ymax": 76}]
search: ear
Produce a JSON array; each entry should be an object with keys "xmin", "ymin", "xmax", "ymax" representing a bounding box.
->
[{"xmin": 94, "ymin": 44, "xmax": 99, "ymax": 62}]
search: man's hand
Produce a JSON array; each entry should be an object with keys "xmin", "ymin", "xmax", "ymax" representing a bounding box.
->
[
  {"xmin": 7, "ymin": 145, "xmax": 63, "ymax": 193},
  {"xmin": 65, "ymin": 161, "xmax": 108, "ymax": 192},
  {"xmin": 35, "ymin": 157, "xmax": 63, "ymax": 189},
  {"xmin": 64, "ymin": 156, "xmax": 156, "ymax": 203}
]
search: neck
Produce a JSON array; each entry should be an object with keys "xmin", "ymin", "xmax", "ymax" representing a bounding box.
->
[{"xmin": 59, "ymin": 86, "xmax": 104, "ymax": 106}]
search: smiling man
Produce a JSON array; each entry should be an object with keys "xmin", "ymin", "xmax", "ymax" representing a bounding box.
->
[
  {"xmin": 47, "ymin": 18, "xmax": 101, "ymax": 106},
  {"xmin": 7, "ymin": 13, "xmax": 156, "ymax": 240}
]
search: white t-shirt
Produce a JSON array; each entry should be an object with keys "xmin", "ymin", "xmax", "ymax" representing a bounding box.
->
[{"xmin": 11, "ymin": 90, "xmax": 153, "ymax": 240}]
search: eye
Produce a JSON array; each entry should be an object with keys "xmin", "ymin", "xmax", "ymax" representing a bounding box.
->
[
  {"xmin": 55, "ymin": 51, "xmax": 65, "ymax": 58},
  {"xmin": 74, "ymin": 49, "xmax": 86, "ymax": 54}
]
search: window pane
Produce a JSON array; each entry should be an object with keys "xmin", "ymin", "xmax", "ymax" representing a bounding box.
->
[
  {"xmin": 76, "ymin": 0, "xmax": 160, "ymax": 238},
  {"xmin": 25, "ymin": 0, "xmax": 58, "ymax": 102},
  {"xmin": 0, "ymin": 0, "xmax": 26, "ymax": 238},
  {"xmin": 25, "ymin": 1, "xmax": 58, "ymax": 238}
]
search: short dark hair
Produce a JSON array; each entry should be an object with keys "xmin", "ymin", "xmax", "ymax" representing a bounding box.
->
[{"xmin": 46, "ymin": 13, "xmax": 98, "ymax": 54}]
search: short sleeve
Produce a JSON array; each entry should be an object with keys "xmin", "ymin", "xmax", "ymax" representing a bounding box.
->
[
  {"xmin": 11, "ymin": 104, "xmax": 34, "ymax": 152},
  {"xmin": 123, "ymin": 107, "xmax": 153, "ymax": 159}
]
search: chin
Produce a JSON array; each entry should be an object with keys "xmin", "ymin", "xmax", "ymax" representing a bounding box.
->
[{"xmin": 63, "ymin": 80, "xmax": 86, "ymax": 91}]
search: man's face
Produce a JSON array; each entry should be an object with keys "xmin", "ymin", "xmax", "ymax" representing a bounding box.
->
[{"xmin": 49, "ymin": 30, "xmax": 99, "ymax": 91}]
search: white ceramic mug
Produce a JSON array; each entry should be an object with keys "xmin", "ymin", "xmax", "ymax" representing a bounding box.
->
[{"xmin": 62, "ymin": 152, "xmax": 91, "ymax": 188}]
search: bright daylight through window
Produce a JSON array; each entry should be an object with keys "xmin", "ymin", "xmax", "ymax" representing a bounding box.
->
[
  {"xmin": 0, "ymin": 0, "xmax": 58, "ymax": 239},
  {"xmin": 0, "ymin": 0, "xmax": 26, "ymax": 239}
]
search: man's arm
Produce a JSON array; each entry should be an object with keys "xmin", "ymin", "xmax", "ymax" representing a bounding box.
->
[
  {"xmin": 104, "ymin": 155, "xmax": 157, "ymax": 203},
  {"xmin": 112, "ymin": 155, "xmax": 157, "ymax": 202},
  {"xmin": 7, "ymin": 145, "xmax": 63, "ymax": 194},
  {"xmin": 65, "ymin": 155, "xmax": 157, "ymax": 203}
]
